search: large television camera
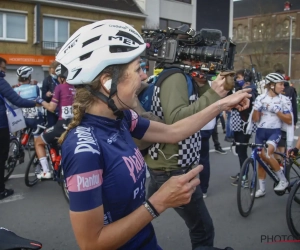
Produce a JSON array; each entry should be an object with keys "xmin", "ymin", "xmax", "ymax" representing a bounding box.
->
[{"xmin": 141, "ymin": 25, "xmax": 236, "ymax": 73}]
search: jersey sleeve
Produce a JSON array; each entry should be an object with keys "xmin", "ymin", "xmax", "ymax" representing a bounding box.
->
[
  {"xmin": 51, "ymin": 85, "xmax": 60, "ymax": 104},
  {"xmin": 62, "ymin": 127, "xmax": 103, "ymax": 212},
  {"xmin": 124, "ymin": 110, "xmax": 150, "ymax": 139}
]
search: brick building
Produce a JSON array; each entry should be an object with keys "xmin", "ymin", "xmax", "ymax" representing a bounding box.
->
[
  {"xmin": 0, "ymin": 0, "xmax": 146, "ymax": 84},
  {"xmin": 233, "ymin": 0, "xmax": 300, "ymax": 82}
]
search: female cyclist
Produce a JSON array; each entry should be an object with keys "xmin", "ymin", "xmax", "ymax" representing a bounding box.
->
[
  {"xmin": 56, "ymin": 20, "xmax": 251, "ymax": 250},
  {"xmin": 14, "ymin": 66, "xmax": 44, "ymax": 132},
  {"xmin": 252, "ymin": 73, "xmax": 293, "ymax": 198},
  {"xmin": 35, "ymin": 64, "xmax": 75, "ymax": 179}
]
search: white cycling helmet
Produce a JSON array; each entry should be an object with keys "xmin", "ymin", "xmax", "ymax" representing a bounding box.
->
[
  {"xmin": 55, "ymin": 64, "xmax": 62, "ymax": 76},
  {"xmin": 17, "ymin": 66, "xmax": 33, "ymax": 78},
  {"xmin": 265, "ymin": 73, "xmax": 284, "ymax": 84},
  {"xmin": 56, "ymin": 19, "xmax": 146, "ymax": 85}
]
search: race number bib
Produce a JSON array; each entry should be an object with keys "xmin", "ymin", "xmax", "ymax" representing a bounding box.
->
[
  {"xmin": 62, "ymin": 106, "xmax": 73, "ymax": 119},
  {"xmin": 22, "ymin": 107, "xmax": 38, "ymax": 117}
]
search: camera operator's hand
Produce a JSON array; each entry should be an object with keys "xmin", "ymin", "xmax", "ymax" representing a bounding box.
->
[
  {"xmin": 211, "ymin": 74, "xmax": 228, "ymax": 98},
  {"xmin": 148, "ymin": 165, "xmax": 203, "ymax": 214},
  {"xmin": 219, "ymin": 88, "xmax": 252, "ymax": 111}
]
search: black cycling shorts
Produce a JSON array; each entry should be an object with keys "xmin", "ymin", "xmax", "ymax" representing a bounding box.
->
[
  {"xmin": 277, "ymin": 130, "xmax": 287, "ymax": 148},
  {"xmin": 41, "ymin": 119, "xmax": 70, "ymax": 145}
]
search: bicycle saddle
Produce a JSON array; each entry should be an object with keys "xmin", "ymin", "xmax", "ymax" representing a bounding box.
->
[{"xmin": 0, "ymin": 228, "xmax": 42, "ymax": 250}]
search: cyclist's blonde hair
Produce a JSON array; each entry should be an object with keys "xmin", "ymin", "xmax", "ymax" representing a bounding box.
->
[{"xmin": 58, "ymin": 64, "xmax": 129, "ymax": 145}]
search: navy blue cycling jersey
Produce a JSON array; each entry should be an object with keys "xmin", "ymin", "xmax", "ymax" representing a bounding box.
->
[{"xmin": 62, "ymin": 110, "xmax": 162, "ymax": 249}]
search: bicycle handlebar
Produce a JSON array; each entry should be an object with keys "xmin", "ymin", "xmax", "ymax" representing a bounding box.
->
[
  {"xmin": 32, "ymin": 124, "xmax": 47, "ymax": 134},
  {"xmin": 231, "ymin": 141, "xmax": 268, "ymax": 148}
]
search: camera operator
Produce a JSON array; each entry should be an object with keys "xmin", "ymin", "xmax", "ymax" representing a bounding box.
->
[
  {"xmin": 230, "ymin": 69, "xmax": 258, "ymax": 186},
  {"xmin": 143, "ymin": 61, "xmax": 235, "ymax": 250}
]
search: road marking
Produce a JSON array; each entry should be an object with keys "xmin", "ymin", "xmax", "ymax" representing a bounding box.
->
[
  {"xmin": 0, "ymin": 193, "xmax": 24, "ymax": 204},
  {"xmin": 10, "ymin": 173, "xmax": 35, "ymax": 179}
]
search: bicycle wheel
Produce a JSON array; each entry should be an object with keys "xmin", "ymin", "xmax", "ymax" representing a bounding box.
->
[
  {"xmin": 4, "ymin": 138, "xmax": 19, "ymax": 182},
  {"xmin": 286, "ymin": 179, "xmax": 300, "ymax": 240},
  {"xmin": 60, "ymin": 167, "xmax": 69, "ymax": 203},
  {"xmin": 285, "ymin": 158, "xmax": 300, "ymax": 204},
  {"xmin": 237, "ymin": 158, "xmax": 257, "ymax": 217},
  {"xmin": 24, "ymin": 153, "xmax": 40, "ymax": 187}
]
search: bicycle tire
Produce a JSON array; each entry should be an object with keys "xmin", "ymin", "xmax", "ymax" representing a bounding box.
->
[
  {"xmin": 4, "ymin": 138, "xmax": 19, "ymax": 182},
  {"xmin": 285, "ymin": 158, "xmax": 300, "ymax": 204},
  {"xmin": 286, "ymin": 179, "xmax": 300, "ymax": 240},
  {"xmin": 237, "ymin": 158, "xmax": 257, "ymax": 217},
  {"xmin": 60, "ymin": 167, "xmax": 69, "ymax": 203},
  {"xmin": 24, "ymin": 153, "xmax": 39, "ymax": 187}
]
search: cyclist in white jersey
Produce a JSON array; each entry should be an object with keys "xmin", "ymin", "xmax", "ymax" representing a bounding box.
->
[
  {"xmin": 14, "ymin": 66, "xmax": 44, "ymax": 133},
  {"xmin": 252, "ymin": 73, "xmax": 292, "ymax": 197}
]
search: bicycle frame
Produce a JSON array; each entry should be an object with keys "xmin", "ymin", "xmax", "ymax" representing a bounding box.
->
[{"xmin": 45, "ymin": 143, "xmax": 63, "ymax": 184}]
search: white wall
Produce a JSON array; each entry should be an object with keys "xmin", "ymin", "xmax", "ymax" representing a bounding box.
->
[
  {"xmin": 145, "ymin": 0, "xmax": 160, "ymax": 28},
  {"xmin": 135, "ymin": 0, "xmax": 146, "ymax": 11},
  {"xmin": 160, "ymin": 0, "xmax": 194, "ymax": 24}
]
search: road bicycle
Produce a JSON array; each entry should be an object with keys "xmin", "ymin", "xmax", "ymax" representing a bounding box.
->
[
  {"xmin": 4, "ymin": 127, "xmax": 38, "ymax": 182},
  {"xmin": 286, "ymin": 162, "xmax": 300, "ymax": 240},
  {"xmin": 234, "ymin": 142, "xmax": 300, "ymax": 217},
  {"xmin": 0, "ymin": 227, "xmax": 42, "ymax": 250},
  {"xmin": 24, "ymin": 125, "xmax": 69, "ymax": 203}
]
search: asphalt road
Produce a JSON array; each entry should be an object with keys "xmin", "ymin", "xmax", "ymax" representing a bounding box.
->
[{"xmin": 1, "ymin": 126, "xmax": 300, "ymax": 250}]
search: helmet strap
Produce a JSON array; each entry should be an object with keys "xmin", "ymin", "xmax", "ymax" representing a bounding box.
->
[{"xmin": 85, "ymin": 85, "xmax": 124, "ymax": 119}]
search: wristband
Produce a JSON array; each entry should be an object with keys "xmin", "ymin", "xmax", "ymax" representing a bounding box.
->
[{"xmin": 143, "ymin": 200, "xmax": 159, "ymax": 218}]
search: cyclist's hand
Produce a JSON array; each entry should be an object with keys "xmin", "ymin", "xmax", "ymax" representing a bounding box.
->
[
  {"xmin": 267, "ymin": 104, "xmax": 281, "ymax": 113},
  {"xmin": 288, "ymin": 147, "xmax": 299, "ymax": 158},
  {"xmin": 273, "ymin": 105, "xmax": 281, "ymax": 113},
  {"xmin": 148, "ymin": 165, "xmax": 203, "ymax": 214},
  {"xmin": 35, "ymin": 97, "xmax": 45, "ymax": 105},
  {"xmin": 46, "ymin": 91, "xmax": 53, "ymax": 97}
]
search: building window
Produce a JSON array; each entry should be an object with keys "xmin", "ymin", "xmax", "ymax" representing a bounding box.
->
[
  {"xmin": 43, "ymin": 17, "xmax": 69, "ymax": 49},
  {"xmin": 160, "ymin": 18, "xmax": 190, "ymax": 30},
  {"xmin": 0, "ymin": 12, "xmax": 27, "ymax": 41},
  {"xmin": 174, "ymin": 0, "xmax": 191, "ymax": 3}
]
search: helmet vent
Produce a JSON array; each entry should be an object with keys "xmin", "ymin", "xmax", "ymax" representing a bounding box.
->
[
  {"xmin": 92, "ymin": 24, "xmax": 104, "ymax": 30},
  {"xmin": 82, "ymin": 36, "xmax": 101, "ymax": 48},
  {"xmin": 70, "ymin": 68, "xmax": 82, "ymax": 80},
  {"xmin": 80, "ymin": 51, "xmax": 93, "ymax": 61},
  {"xmin": 109, "ymin": 45, "xmax": 136, "ymax": 53}
]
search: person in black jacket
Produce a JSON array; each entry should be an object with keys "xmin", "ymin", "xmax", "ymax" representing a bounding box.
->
[
  {"xmin": 230, "ymin": 69, "xmax": 258, "ymax": 186},
  {"xmin": 42, "ymin": 61, "xmax": 59, "ymax": 127},
  {"xmin": 0, "ymin": 57, "xmax": 37, "ymax": 200},
  {"xmin": 275, "ymin": 69, "xmax": 298, "ymax": 155}
]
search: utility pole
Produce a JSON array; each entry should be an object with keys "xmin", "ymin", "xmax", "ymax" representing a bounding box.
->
[{"xmin": 288, "ymin": 15, "xmax": 295, "ymax": 77}]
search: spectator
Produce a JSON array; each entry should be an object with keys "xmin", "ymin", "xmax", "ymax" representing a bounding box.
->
[
  {"xmin": 0, "ymin": 57, "xmax": 37, "ymax": 200},
  {"xmin": 230, "ymin": 69, "xmax": 258, "ymax": 186},
  {"xmin": 41, "ymin": 61, "xmax": 59, "ymax": 127},
  {"xmin": 200, "ymin": 119, "xmax": 215, "ymax": 198},
  {"xmin": 212, "ymin": 116, "xmax": 227, "ymax": 154}
]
